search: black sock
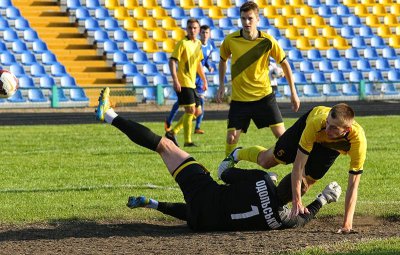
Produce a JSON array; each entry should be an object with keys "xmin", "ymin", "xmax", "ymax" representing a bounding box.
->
[
  {"xmin": 157, "ymin": 202, "xmax": 187, "ymax": 221},
  {"xmin": 111, "ymin": 116, "xmax": 162, "ymax": 152}
]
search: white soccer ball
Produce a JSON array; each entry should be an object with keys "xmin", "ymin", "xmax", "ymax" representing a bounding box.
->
[{"xmin": 0, "ymin": 70, "xmax": 18, "ymax": 98}]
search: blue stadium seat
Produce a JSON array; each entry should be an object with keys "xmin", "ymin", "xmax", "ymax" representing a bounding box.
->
[
  {"xmin": 381, "ymin": 83, "xmax": 399, "ymax": 95},
  {"xmin": 21, "ymin": 51, "xmax": 37, "ymax": 66},
  {"xmin": 368, "ymin": 70, "xmax": 384, "ymax": 81},
  {"xmin": 395, "ymin": 58, "xmax": 400, "ymax": 69},
  {"xmin": 0, "ymin": 16, "xmax": 9, "ymax": 31},
  {"xmin": 319, "ymin": 59, "xmax": 333, "ymax": 73},
  {"xmin": 30, "ymin": 63, "xmax": 47, "ymax": 77},
  {"xmin": 153, "ymin": 51, "xmax": 169, "ymax": 64},
  {"xmin": 299, "ymin": 60, "xmax": 315, "ymax": 73},
  {"xmin": 344, "ymin": 48, "xmax": 360, "ymax": 60},
  {"xmin": 104, "ymin": 17, "xmax": 119, "ymax": 31},
  {"xmin": 283, "ymin": 85, "xmax": 302, "ymax": 97},
  {"xmin": 14, "ymin": 17, "xmax": 30, "ymax": 31},
  {"xmin": 7, "ymin": 90, "xmax": 26, "ymax": 102},
  {"xmin": 211, "ymin": 28, "xmax": 225, "ymax": 41},
  {"xmin": 205, "ymin": 86, "xmax": 218, "ymax": 100},
  {"xmin": 318, "ymin": 5, "xmax": 332, "ymax": 18},
  {"xmin": 330, "ymin": 70, "xmax": 347, "ymax": 83},
  {"xmin": 23, "ymin": 28, "xmax": 39, "ymax": 42},
  {"xmin": 307, "ymin": 49, "xmax": 322, "ymax": 61},
  {"xmin": 356, "ymin": 59, "xmax": 371, "ymax": 72},
  {"xmin": 219, "ymin": 17, "xmax": 235, "ymax": 30},
  {"xmin": 153, "ymin": 73, "xmax": 169, "ymax": 85},
  {"xmin": 337, "ymin": 5, "xmax": 351, "ymax": 17},
  {"xmin": 9, "ymin": 63, "xmax": 26, "ymax": 77},
  {"xmin": 0, "ymin": 51, "xmax": 17, "ymax": 66},
  {"xmin": 50, "ymin": 63, "xmax": 67, "ymax": 77},
  {"xmin": 162, "ymin": 63, "xmax": 171, "ymax": 75},
  {"xmin": 171, "ymin": 7, "xmax": 186, "ymax": 20},
  {"xmin": 56, "ymin": 88, "xmax": 69, "ymax": 102},
  {"xmin": 122, "ymin": 63, "xmax": 139, "ymax": 78},
  {"xmin": 132, "ymin": 74, "xmax": 149, "ymax": 86},
  {"xmin": 227, "ymin": 7, "xmax": 240, "ymax": 18},
  {"xmin": 95, "ymin": 7, "xmax": 110, "ymax": 20},
  {"xmin": 32, "ymin": 39, "xmax": 49, "ymax": 54},
  {"xmin": 143, "ymin": 62, "xmax": 159, "ymax": 76},
  {"xmin": 60, "ymin": 75, "xmax": 77, "ymax": 87},
  {"xmin": 349, "ymin": 70, "xmax": 364, "ymax": 82},
  {"xmin": 326, "ymin": 0, "xmax": 339, "ymax": 6},
  {"xmin": 342, "ymin": 83, "xmax": 359, "ymax": 96},
  {"xmin": 293, "ymin": 72, "xmax": 307, "ymax": 84},
  {"xmin": 267, "ymin": 27, "xmax": 281, "ymax": 39},
  {"xmin": 133, "ymin": 51, "xmax": 149, "ymax": 64},
  {"xmin": 84, "ymin": 17, "xmax": 100, "ymax": 31},
  {"xmin": 103, "ymin": 39, "xmax": 119, "ymax": 53},
  {"xmin": 370, "ymin": 36, "xmax": 386, "ymax": 49},
  {"xmin": 365, "ymin": 83, "xmax": 380, "ymax": 96},
  {"xmin": 388, "ymin": 70, "xmax": 400, "ymax": 81},
  {"xmin": 352, "ymin": 36, "xmax": 367, "ymax": 49},
  {"xmin": 278, "ymin": 38, "xmax": 293, "ymax": 51},
  {"xmin": 161, "ymin": 0, "xmax": 177, "ymax": 9},
  {"xmin": 311, "ymin": 71, "xmax": 327, "ymax": 84},
  {"xmin": 5, "ymin": 6, "xmax": 21, "ymax": 20},
  {"xmin": 113, "ymin": 29, "xmax": 129, "ymax": 42},
  {"xmin": 340, "ymin": 26, "xmax": 355, "ymax": 38},
  {"xmin": 258, "ymin": 16, "xmax": 270, "ymax": 29},
  {"xmin": 323, "ymin": 84, "xmax": 342, "ymax": 96},
  {"xmin": 66, "ymin": 0, "xmax": 82, "ymax": 10},
  {"xmin": 39, "ymin": 75, "xmax": 56, "ymax": 88},
  {"xmin": 0, "ymin": 41, "xmax": 6, "ymax": 52},
  {"xmin": 93, "ymin": 29, "xmax": 109, "ymax": 43},
  {"xmin": 200, "ymin": 17, "xmax": 215, "ymax": 28},
  {"xmin": 190, "ymin": 7, "xmax": 205, "ymax": 19},
  {"xmin": 303, "ymin": 84, "xmax": 322, "ymax": 97},
  {"xmin": 363, "ymin": 47, "xmax": 379, "ymax": 60},
  {"xmin": 359, "ymin": 26, "xmax": 374, "ymax": 38},
  {"xmin": 382, "ymin": 47, "xmax": 397, "ymax": 60},
  {"xmin": 163, "ymin": 86, "xmax": 177, "ymax": 100},
  {"xmin": 288, "ymin": 48, "xmax": 303, "ymax": 62},
  {"xmin": 308, "ymin": 0, "xmax": 322, "ymax": 8},
  {"xmin": 12, "ymin": 40, "xmax": 28, "ymax": 54},
  {"xmin": 75, "ymin": 7, "xmax": 90, "ymax": 21},
  {"xmin": 142, "ymin": 86, "xmax": 156, "ymax": 102},
  {"xmin": 70, "ymin": 88, "xmax": 89, "ymax": 101},
  {"xmin": 338, "ymin": 58, "xmax": 353, "ymax": 72},
  {"xmin": 0, "ymin": 0, "xmax": 12, "ymax": 9},
  {"xmin": 123, "ymin": 39, "xmax": 139, "ymax": 53},
  {"xmin": 3, "ymin": 28, "xmax": 19, "ymax": 42},
  {"xmin": 28, "ymin": 88, "xmax": 48, "ymax": 102},
  {"xmin": 348, "ymin": 15, "xmax": 362, "ymax": 27},
  {"xmin": 376, "ymin": 58, "xmax": 391, "ymax": 71},
  {"xmin": 326, "ymin": 48, "xmax": 341, "ymax": 61},
  {"xmin": 330, "ymin": 16, "xmax": 343, "ymax": 28},
  {"xmin": 112, "ymin": 51, "xmax": 129, "ymax": 65},
  {"xmin": 41, "ymin": 51, "xmax": 58, "ymax": 65},
  {"xmin": 86, "ymin": 0, "xmax": 101, "ymax": 9},
  {"xmin": 18, "ymin": 75, "xmax": 35, "ymax": 88}
]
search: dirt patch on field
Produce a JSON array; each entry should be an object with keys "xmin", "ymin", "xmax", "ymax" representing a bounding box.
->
[{"xmin": 0, "ymin": 216, "xmax": 399, "ymax": 254}]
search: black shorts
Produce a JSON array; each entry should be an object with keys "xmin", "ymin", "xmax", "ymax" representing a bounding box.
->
[
  {"xmin": 177, "ymin": 87, "xmax": 200, "ymax": 107},
  {"xmin": 227, "ymin": 93, "xmax": 283, "ymax": 133},
  {"xmin": 273, "ymin": 110, "xmax": 340, "ymax": 180}
]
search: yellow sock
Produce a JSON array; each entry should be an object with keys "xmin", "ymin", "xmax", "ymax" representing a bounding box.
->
[
  {"xmin": 225, "ymin": 143, "xmax": 238, "ymax": 157},
  {"xmin": 172, "ymin": 115, "xmax": 184, "ymax": 134},
  {"xmin": 183, "ymin": 113, "xmax": 194, "ymax": 143},
  {"xmin": 237, "ymin": 146, "xmax": 267, "ymax": 163}
]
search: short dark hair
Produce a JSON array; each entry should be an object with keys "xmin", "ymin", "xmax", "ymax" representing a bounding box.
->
[
  {"xmin": 200, "ymin": 25, "xmax": 210, "ymax": 31},
  {"xmin": 240, "ymin": 1, "xmax": 259, "ymax": 14},
  {"xmin": 330, "ymin": 103, "xmax": 355, "ymax": 127},
  {"xmin": 187, "ymin": 18, "xmax": 200, "ymax": 27}
]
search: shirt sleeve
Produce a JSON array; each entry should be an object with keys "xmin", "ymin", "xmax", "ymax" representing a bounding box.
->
[
  {"xmin": 219, "ymin": 38, "xmax": 230, "ymax": 61},
  {"xmin": 171, "ymin": 40, "xmax": 184, "ymax": 61},
  {"xmin": 347, "ymin": 125, "xmax": 367, "ymax": 171},
  {"xmin": 268, "ymin": 36, "xmax": 286, "ymax": 64},
  {"xmin": 298, "ymin": 120, "xmax": 319, "ymax": 155}
]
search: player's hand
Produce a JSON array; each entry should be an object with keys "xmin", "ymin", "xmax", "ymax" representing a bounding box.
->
[
  {"xmin": 216, "ymin": 87, "xmax": 225, "ymax": 103},
  {"xmin": 290, "ymin": 94, "xmax": 300, "ymax": 112},
  {"xmin": 173, "ymin": 81, "xmax": 181, "ymax": 93},
  {"xmin": 336, "ymin": 227, "xmax": 358, "ymax": 234},
  {"xmin": 289, "ymin": 201, "xmax": 309, "ymax": 218}
]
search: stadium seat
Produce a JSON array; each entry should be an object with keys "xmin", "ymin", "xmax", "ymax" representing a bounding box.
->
[
  {"xmin": 5, "ymin": 6, "xmax": 21, "ymax": 20},
  {"xmin": 315, "ymin": 37, "xmax": 330, "ymax": 50},
  {"xmin": 307, "ymin": 49, "xmax": 323, "ymax": 61},
  {"xmin": 7, "ymin": 90, "xmax": 26, "ymax": 102},
  {"xmin": 94, "ymin": 7, "xmax": 110, "ymax": 20},
  {"xmin": 12, "ymin": 40, "xmax": 28, "ymax": 54},
  {"xmin": 28, "ymin": 88, "xmax": 48, "ymax": 102},
  {"xmin": 274, "ymin": 16, "xmax": 289, "ymax": 28},
  {"xmin": 370, "ymin": 36, "xmax": 386, "ymax": 48},
  {"xmin": 143, "ymin": 0, "xmax": 158, "ymax": 9},
  {"xmin": 352, "ymin": 36, "xmax": 367, "ymax": 49},
  {"xmin": 143, "ymin": 62, "xmax": 159, "ymax": 76},
  {"xmin": 359, "ymin": 26, "xmax": 374, "ymax": 38},
  {"xmin": 162, "ymin": 39, "xmax": 176, "ymax": 53},
  {"xmin": 337, "ymin": 5, "xmax": 351, "ymax": 16},
  {"xmin": 163, "ymin": 86, "xmax": 177, "ymax": 100},
  {"xmin": 30, "ymin": 63, "xmax": 47, "ymax": 77},
  {"xmin": 377, "ymin": 25, "xmax": 392, "ymax": 38},
  {"xmin": 383, "ymin": 47, "xmax": 397, "ymax": 59},
  {"xmin": 376, "ymin": 58, "xmax": 391, "ymax": 71},
  {"xmin": 286, "ymin": 27, "xmax": 300, "ymax": 40},
  {"xmin": 288, "ymin": 48, "xmax": 303, "ymax": 62},
  {"xmin": 9, "ymin": 63, "xmax": 26, "ymax": 77},
  {"xmin": 319, "ymin": 59, "xmax": 334, "ymax": 73},
  {"xmin": 180, "ymin": 0, "xmax": 195, "ymax": 9},
  {"xmin": 205, "ymin": 86, "xmax": 218, "ymax": 100},
  {"xmin": 142, "ymin": 86, "xmax": 156, "ymax": 102},
  {"xmin": 344, "ymin": 48, "xmax": 360, "ymax": 60},
  {"xmin": 190, "ymin": 7, "xmax": 205, "ymax": 19},
  {"xmin": 133, "ymin": 29, "xmax": 149, "ymax": 42},
  {"xmin": 299, "ymin": 60, "xmax": 315, "ymax": 73},
  {"xmin": 70, "ymin": 88, "xmax": 89, "ymax": 101},
  {"xmin": 330, "ymin": 70, "xmax": 347, "ymax": 83},
  {"xmin": 32, "ymin": 39, "xmax": 49, "ymax": 54},
  {"xmin": 153, "ymin": 51, "xmax": 169, "ymax": 64},
  {"xmin": 355, "ymin": 5, "xmax": 368, "ymax": 17},
  {"xmin": 293, "ymin": 72, "xmax": 307, "ymax": 84},
  {"xmin": 338, "ymin": 59, "xmax": 353, "ymax": 72},
  {"xmin": 381, "ymin": 83, "xmax": 399, "ymax": 95},
  {"xmin": 56, "ymin": 88, "xmax": 69, "ymax": 102},
  {"xmin": 113, "ymin": 29, "xmax": 129, "ymax": 42},
  {"xmin": 267, "ymin": 27, "xmax": 281, "ymax": 39},
  {"xmin": 39, "ymin": 75, "xmax": 56, "ymax": 88},
  {"xmin": 303, "ymin": 84, "xmax": 322, "ymax": 97},
  {"xmin": 368, "ymin": 70, "xmax": 384, "ymax": 81},
  {"xmin": 123, "ymin": 18, "xmax": 138, "ymax": 31},
  {"xmin": 329, "ymin": 16, "xmax": 343, "ymax": 28},
  {"xmin": 143, "ymin": 17, "xmax": 159, "ymax": 31},
  {"xmin": 152, "ymin": 28, "xmax": 168, "ymax": 42},
  {"xmin": 326, "ymin": 48, "xmax": 341, "ymax": 60},
  {"xmin": 373, "ymin": 3, "xmax": 387, "ymax": 16},
  {"xmin": 41, "ymin": 52, "xmax": 58, "ymax": 65},
  {"xmin": 14, "ymin": 17, "xmax": 30, "ymax": 31},
  {"xmin": 333, "ymin": 37, "xmax": 350, "ymax": 50},
  {"xmin": 348, "ymin": 15, "xmax": 362, "ymax": 27},
  {"xmin": 3, "ymin": 28, "xmax": 19, "ymax": 42},
  {"xmin": 122, "ymin": 62, "xmax": 139, "ymax": 78},
  {"xmin": 219, "ymin": 17, "xmax": 235, "ymax": 30},
  {"xmin": 104, "ymin": 17, "xmax": 119, "ymax": 31},
  {"xmin": 105, "ymin": 0, "xmax": 119, "ymax": 9},
  {"xmin": 171, "ymin": 28, "xmax": 185, "ymax": 41},
  {"xmin": 84, "ymin": 17, "xmax": 100, "ymax": 32},
  {"xmin": 0, "ymin": 16, "xmax": 9, "ymax": 31},
  {"xmin": 132, "ymin": 74, "xmax": 149, "ymax": 86},
  {"xmin": 356, "ymin": 59, "xmax": 371, "ymax": 72},
  {"xmin": 227, "ymin": 7, "xmax": 240, "ymax": 18},
  {"xmin": 93, "ymin": 29, "xmax": 110, "ymax": 43},
  {"xmin": 86, "ymin": 0, "xmax": 101, "ymax": 9},
  {"xmin": 264, "ymin": 6, "xmax": 278, "ymax": 18},
  {"xmin": 311, "ymin": 16, "xmax": 326, "ymax": 28},
  {"xmin": 282, "ymin": 6, "xmax": 296, "ymax": 17},
  {"xmin": 323, "ymin": 84, "xmax": 342, "ymax": 96},
  {"xmin": 364, "ymin": 82, "xmax": 380, "ymax": 95},
  {"xmin": 103, "ymin": 40, "xmax": 119, "ymax": 53},
  {"xmin": 318, "ymin": 5, "xmax": 332, "ymax": 17},
  {"xmin": 112, "ymin": 51, "xmax": 129, "ymax": 65},
  {"xmin": 18, "ymin": 75, "xmax": 35, "ymax": 88},
  {"xmin": 170, "ymin": 7, "xmax": 185, "ymax": 20},
  {"xmin": 153, "ymin": 73, "xmax": 169, "ymax": 85},
  {"xmin": 341, "ymin": 26, "xmax": 355, "ymax": 39},
  {"xmin": 0, "ymin": 0, "xmax": 12, "ymax": 9},
  {"xmin": 66, "ymin": 0, "xmax": 82, "ymax": 10},
  {"xmin": 162, "ymin": 63, "xmax": 171, "ymax": 75},
  {"xmin": 161, "ymin": 0, "xmax": 177, "ymax": 9},
  {"xmin": 60, "ymin": 75, "xmax": 77, "ymax": 87},
  {"xmin": 389, "ymin": 35, "xmax": 400, "ymax": 48},
  {"xmin": 132, "ymin": 7, "xmax": 148, "ymax": 19},
  {"xmin": 75, "ymin": 7, "xmax": 90, "ymax": 21},
  {"xmin": 349, "ymin": 70, "xmax": 364, "ymax": 82},
  {"xmin": 384, "ymin": 14, "xmax": 398, "ymax": 26},
  {"xmin": 311, "ymin": 71, "xmax": 327, "ymax": 84},
  {"xmin": 162, "ymin": 17, "xmax": 178, "ymax": 30},
  {"xmin": 283, "ymin": 85, "xmax": 302, "ymax": 97},
  {"xmin": 217, "ymin": 0, "xmax": 232, "ymax": 8},
  {"xmin": 20, "ymin": 51, "xmax": 37, "ymax": 66},
  {"xmin": 50, "ymin": 63, "xmax": 67, "ymax": 77},
  {"xmin": 200, "ymin": 17, "xmax": 215, "ymax": 28},
  {"xmin": 278, "ymin": 38, "xmax": 293, "ymax": 51},
  {"xmin": 304, "ymin": 27, "xmax": 318, "ymax": 38},
  {"xmin": 388, "ymin": 69, "xmax": 400, "ymax": 81},
  {"xmin": 209, "ymin": 6, "xmax": 225, "ymax": 19},
  {"xmin": 299, "ymin": 5, "xmax": 314, "ymax": 17},
  {"xmin": 210, "ymin": 28, "xmax": 225, "ymax": 41},
  {"xmin": 199, "ymin": 0, "xmax": 213, "ymax": 8},
  {"xmin": 152, "ymin": 7, "xmax": 168, "ymax": 19},
  {"xmin": 0, "ymin": 51, "xmax": 17, "ymax": 66},
  {"xmin": 342, "ymin": 83, "xmax": 359, "ymax": 96},
  {"xmin": 143, "ymin": 39, "xmax": 160, "ymax": 53},
  {"xmin": 364, "ymin": 47, "xmax": 379, "ymax": 60}
]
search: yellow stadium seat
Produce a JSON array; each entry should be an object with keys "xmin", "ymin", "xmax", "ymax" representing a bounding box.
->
[
  {"xmin": 282, "ymin": 6, "xmax": 296, "ymax": 17},
  {"xmin": 124, "ymin": 0, "xmax": 138, "ymax": 9},
  {"xmin": 361, "ymin": 0, "xmax": 375, "ymax": 4},
  {"xmin": 123, "ymin": 17, "xmax": 139, "ymax": 31},
  {"xmin": 366, "ymin": 15, "xmax": 381, "ymax": 27},
  {"xmin": 372, "ymin": 4, "xmax": 387, "ymax": 16},
  {"xmin": 113, "ymin": 6, "xmax": 130, "ymax": 20},
  {"xmin": 133, "ymin": 6, "xmax": 148, "ymax": 20},
  {"xmin": 377, "ymin": 24, "xmax": 392, "ymax": 38},
  {"xmin": 322, "ymin": 26, "xmax": 338, "ymax": 38},
  {"xmin": 209, "ymin": 6, "xmax": 224, "ymax": 19},
  {"xmin": 152, "ymin": 28, "xmax": 168, "ymax": 42},
  {"xmin": 217, "ymin": 0, "xmax": 232, "ymax": 8},
  {"xmin": 314, "ymin": 37, "xmax": 330, "ymax": 50},
  {"xmin": 379, "ymin": 0, "xmax": 392, "ymax": 3},
  {"xmin": 390, "ymin": 4, "xmax": 400, "ymax": 15},
  {"xmin": 143, "ymin": 0, "xmax": 158, "ymax": 9},
  {"xmin": 299, "ymin": 5, "xmax": 314, "ymax": 17},
  {"xmin": 289, "ymin": 0, "xmax": 304, "ymax": 7},
  {"xmin": 180, "ymin": 0, "xmax": 195, "ymax": 9},
  {"xmin": 354, "ymin": 5, "xmax": 369, "ymax": 17},
  {"xmin": 163, "ymin": 38, "xmax": 176, "ymax": 53},
  {"xmin": 396, "ymin": 25, "xmax": 400, "ymax": 35},
  {"xmin": 264, "ymin": 6, "xmax": 278, "ymax": 18},
  {"xmin": 162, "ymin": 17, "xmax": 178, "ymax": 30},
  {"xmin": 271, "ymin": 0, "xmax": 286, "ymax": 7},
  {"xmin": 105, "ymin": 0, "xmax": 120, "ymax": 9},
  {"xmin": 343, "ymin": 0, "xmax": 357, "ymax": 6},
  {"xmin": 389, "ymin": 35, "xmax": 400, "ymax": 48},
  {"xmin": 143, "ymin": 17, "xmax": 159, "ymax": 31},
  {"xmin": 152, "ymin": 7, "xmax": 168, "ymax": 19},
  {"xmin": 304, "ymin": 26, "xmax": 318, "ymax": 38},
  {"xmin": 311, "ymin": 16, "xmax": 326, "ymax": 27},
  {"xmin": 293, "ymin": 16, "xmax": 307, "ymax": 28},
  {"xmin": 285, "ymin": 27, "xmax": 299, "ymax": 39},
  {"xmin": 172, "ymin": 28, "xmax": 186, "ymax": 41},
  {"xmin": 333, "ymin": 37, "xmax": 350, "ymax": 50},
  {"xmin": 143, "ymin": 39, "xmax": 160, "ymax": 53},
  {"xmin": 133, "ymin": 28, "xmax": 149, "ymax": 42},
  {"xmin": 274, "ymin": 16, "xmax": 289, "ymax": 28},
  {"xmin": 255, "ymin": 0, "xmax": 268, "ymax": 8},
  {"xmin": 296, "ymin": 37, "xmax": 312, "ymax": 50},
  {"xmin": 199, "ymin": 0, "xmax": 213, "ymax": 8},
  {"xmin": 384, "ymin": 14, "xmax": 398, "ymax": 26}
]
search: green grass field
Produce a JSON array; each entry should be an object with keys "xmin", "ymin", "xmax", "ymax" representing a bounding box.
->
[{"xmin": 1, "ymin": 115, "xmax": 399, "ymax": 253}]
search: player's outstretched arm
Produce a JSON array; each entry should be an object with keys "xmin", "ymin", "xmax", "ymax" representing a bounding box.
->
[
  {"xmin": 216, "ymin": 60, "xmax": 227, "ymax": 103},
  {"xmin": 338, "ymin": 173, "xmax": 361, "ymax": 234},
  {"xmin": 281, "ymin": 59, "xmax": 300, "ymax": 112},
  {"xmin": 289, "ymin": 150, "xmax": 309, "ymax": 218}
]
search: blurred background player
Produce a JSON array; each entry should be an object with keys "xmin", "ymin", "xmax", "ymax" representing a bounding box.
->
[
  {"xmin": 216, "ymin": 1, "xmax": 300, "ymax": 156},
  {"xmin": 96, "ymin": 87, "xmax": 342, "ymax": 232},
  {"xmin": 165, "ymin": 25, "xmax": 215, "ymax": 135}
]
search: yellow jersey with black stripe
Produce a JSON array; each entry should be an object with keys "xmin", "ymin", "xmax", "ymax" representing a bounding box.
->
[
  {"xmin": 170, "ymin": 37, "xmax": 204, "ymax": 89},
  {"xmin": 220, "ymin": 30, "xmax": 286, "ymax": 102},
  {"xmin": 299, "ymin": 106, "xmax": 367, "ymax": 171}
]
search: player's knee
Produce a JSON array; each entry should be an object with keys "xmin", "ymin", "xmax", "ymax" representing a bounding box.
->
[{"xmin": 258, "ymin": 149, "xmax": 278, "ymax": 169}]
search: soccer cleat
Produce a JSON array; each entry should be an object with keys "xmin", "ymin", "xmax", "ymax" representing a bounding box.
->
[
  {"xmin": 165, "ymin": 131, "xmax": 179, "ymax": 147},
  {"xmin": 268, "ymin": 172, "xmax": 278, "ymax": 185},
  {"xmin": 317, "ymin": 181, "xmax": 342, "ymax": 206},
  {"xmin": 95, "ymin": 87, "xmax": 111, "ymax": 122},
  {"xmin": 194, "ymin": 128, "xmax": 205, "ymax": 134},
  {"xmin": 127, "ymin": 196, "xmax": 149, "ymax": 209},
  {"xmin": 184, "ymin": 142, "xmax": 198, "ymax": 147},
  {"xmin": 164, "ymin": 119, "xmax": 171, "ymax": 132},
  {"xmin": 217, "ymin": 147, "xmax": 242, "ymax": 179}
]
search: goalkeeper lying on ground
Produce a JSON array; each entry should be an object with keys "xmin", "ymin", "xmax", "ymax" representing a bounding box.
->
[{"xmin": 96, "ymin": 87, "xmax": 341, "ymax": 232}]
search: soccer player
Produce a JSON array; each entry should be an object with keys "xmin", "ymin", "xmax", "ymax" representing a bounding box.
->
[
  {"xmin": 219, "ymin": 104, "xmax": 367, "ymax": 234},
  {"xmin": 165, "ymin": 18, "xmax": 208, "ymax": 147},
  {"xmin": 96, "ymin": 87, "xmax": 341, "ymax": 232},
  {"xmin": 165, "ymin": 25, "xmax": 216, "ymax": 135},
  {"xmin": 216, "ymin": 1, "xmax": 300, "ymax": 156}
]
